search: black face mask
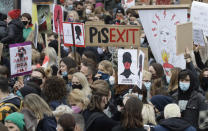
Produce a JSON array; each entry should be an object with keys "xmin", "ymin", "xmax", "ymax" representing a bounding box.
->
[
  {"xmin": 22, "ymin": 21, "xmax": 28, "ymax": 26},
  {"xmin": 72, "ymin": 84, "xmax": 83, "ymax": 90},
  {"xmin": 202, "ymin": 77, "xmax": 208, "ymax": 91},
  {"xmin": 30, "ymin": 77, "xmax": 42, "ymax": 86},
  {"xmin": 77, "ymin": 10, "xmax": 83, "ymax": 17}
]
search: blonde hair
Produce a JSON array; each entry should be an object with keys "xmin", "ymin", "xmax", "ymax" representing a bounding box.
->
[
  {"xmin": 142, "ymin": 104, "xmax": 157, "ymax": 125},
  {"xmin": 72, "ymin": 72, "xmax": 92, "ymax": 98},
  {"xmin": 99, "ymin": 60, "xmax": 113, "ymax": 75},
  {"xmin": 32, "ymin": 49, "xmax": 40, "ymax": 65},
  {"xmin": 26, "ymin": 31, "xmax": 44, "ymax": 49},
  {"xmin": 23, "ymin": 94, "xmax": 53, "ymax": 119},
  {"xmin": 66, "ymin": 11, "xmax": 79, "ymax": 22},
  {"xmin": 164, "ymin": 104, "xmax": 181, "ymax": 119},
  {"xmin": 68, "ymin": 89, "xmax": 90, "ymax": 110},
  {"xmin": 53, "ymin": 105, "xmax": 73, "ymax": 118},
  {"xmin": 43, "ymin": 47, "xmax": 57, "ymax": 67}
]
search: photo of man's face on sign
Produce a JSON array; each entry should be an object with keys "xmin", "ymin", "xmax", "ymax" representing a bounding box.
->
[{"xmin": 118, "ymin": 49, "xmax": 137, "ymax": 85}]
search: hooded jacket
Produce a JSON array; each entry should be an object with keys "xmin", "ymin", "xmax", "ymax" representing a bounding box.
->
[
  {"xmin": 36, "ymin": 115, "xmax": 57, "ymax": 131},
  {"xmin": 1, "ymin": 19, "xmax": 24, "ymax": 45},
  {"xmin": 154, "ymin": 117, "xmax": 196, "ymax": 131},
  {"xmin": 0, "ymin": 21, "xmax": 7, "ymax": 40},
  {"xmin": 0, "ymin": 93, "xmax": 21, "ymax": 109}
]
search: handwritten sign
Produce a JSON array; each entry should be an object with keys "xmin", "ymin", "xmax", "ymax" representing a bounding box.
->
[
  {"xmin": 193, "ymin": 29, "xmax": 205, "ymax": 46},
  {"xmin": 191, "ymin": 1, "xmax": 208, "ymax": 36},
  {"xmin": 85, "ymin": 24, "xmax": 140, "ymax": 47},
  {"xmin": 9, "ymin": 42, "xmax": 32, "ymax": 77}
]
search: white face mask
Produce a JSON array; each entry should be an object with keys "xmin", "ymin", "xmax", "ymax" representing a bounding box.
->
[
  {"xmin": 86, "ymin": 9, "xmax": 92, "ymax": 14},
  {"xmin": 109, "ymin": 76, "xmax": 115, "ymax": 85}
]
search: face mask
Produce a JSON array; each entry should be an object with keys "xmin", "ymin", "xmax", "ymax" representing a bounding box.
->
[
  {"xmin": 62, "ymin": 71, "xmax": 68, "ymax": 77},
  {"xmin": 72, "ymin": 84, "xmax": 83, "ymax": 90},
  {"xmin": 86, "ymin": 9, "xmax": 92, "ymax": 14},
  {"xmin": 22, "ymin": 21, "xmax": 28, "ymax": 26},
  {"xmin": 179, "ymin": 82, "xmax": 190, "ymax": 91},
  {"xmin": 68, "ymin": 18, "xmax": 74, "ymax": 22},
  {"xmin": 109, "ymin": 76, "xmax": 115, "ymax": 85},
  {"xmin": 144, "ymin": 82, "xmax": 151, "ymax": 91},
  {"xmin": 138, "ymin": 94, "xmax": 143, "ymax": 101},
  {"xmin": 67, "ymin": 5, "xmax": 73, "ymax": 10},
  {"xmin": 97, "ymin": 71, "xmax": 110, "ymax": 80},
  {"xmin": 97, "ymin": 47, "xmax": 103, "ymax": 55},
  {"xmin": 166, "ymin": 75, "xmax": 171, "ymax": 84},
  {"xmin": 77, "ymin": 10, "xmax": 83, "ymax": 17},
  {"xmin": 30, "ymin": 77, "xmax": 42, "ymax": 86},
  {"xmin": 72, "ymin": 106, "xmax": 82, "ymax": 113}
]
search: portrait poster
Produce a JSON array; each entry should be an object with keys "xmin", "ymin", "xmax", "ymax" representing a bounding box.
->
[
  {"xmin": 37, "ymin": 4, "xmax": 52, "ymax": 33},
  {"xmin": 63, "ymin": 22, "xmax": 85, "ymax": 47},
  {"xmin": 21, "ymin": 0, "xmax": 32, "ymax": 15},
  {"xmin": 122, "ymin": 0, "xmax": 135, "ymax": 9},
  {"xmin": 53, "ymin": 4, "xmax": 63, "ymax": 35},
  {"xmin": 193, "ymin": 29, "xmax": 205, "ymax": 46},
  {"xmin": 118, "ymin": 49, "xmax": 137, "ymax": 85},
  {"xmin": 9, "ymin": 42, "xmax": 32, "ymax": 77},
  {"xmin": 137, "ymin": 50, "xmax": 145, "ymax": 89},
  {"xmin": 138, "ymin": 9, "xmax": 188, "ymax": 72},
  {"xmin": 191, "ymin": 1, "xmax": 208, "ymax": 36}
]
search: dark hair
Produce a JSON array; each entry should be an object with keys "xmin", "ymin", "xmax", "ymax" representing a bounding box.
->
[
  {"xmin": 83, "ymin": 51, "xmax": 98, "ymax": 64},
  {"xmin": 199, "ymin": 68, "xmax": 208, "ymax": 86},
  {"xmin": 75, "ymin": 1, "xmax": 83, "ymax": 7},
  {"xmin": 47, "ymin": 32, "xmax": 58, "ymax": 40},
  {"xmin": 0, "ymin": 76, "xmax": 9, "ymax": 93},
  {"xmin": 0, "ymin": 13, "xmax": 7, "ymax": 21},
  {"xmin": 81, "ymin": 58, "xmax": 97, "ymax": 76},
  {"xmin": 121, "ymin": 97, "xmax": 143, "ymax": 128},
  {"xmin": 33, "ymin": 67, "xmax": 46, "ymax": 78},
  {"xmin": 58, "ymin": 113, "xmax": 76, "ymax": 131},
  {"xmin": 132, "ymin": 85, "xmax": 148, "ymax": 104},
  {"xmin": 75, "ymin": 26, "xmax": 81, "ymax": 40},
  {"xmin": 0, "ymin": 65, "xmax": 9, "ymax": 78},
  {"xmin": 43, "ymin": 76, "xmax": 67, "ymax": 103},
  {"xmin": 150, "ymin": 78, "xmax": 168, "ymax": 96},
  {"xmin": 88, "ymin": 80, "xmax": 110, "ymax": 111},
  {"xmin": 21, "ymin": 13, "xmax": 32, "ymax": 25},
  {"xmin": 60, "ymin": 57, "xmax": 77, "ymax": 72},
  {"xmin": 151, "ymin": 63, "xmax": 164, "ymax": 78},
  {"xmin": 123, "ymin": 52, "xmax": 132, "ymax": 63}
]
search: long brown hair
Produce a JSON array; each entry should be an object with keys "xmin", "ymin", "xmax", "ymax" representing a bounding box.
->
[
  {"xmin": 88, "ymin": 80, "xmax": 109, "ymax": 111},
  {"xmin": 150, "ymin": 78, "xmax": 168, "ymax": 96},
  {"xmin": 168, "ymin": 67, "xmax": 182, "ymax": 92},
  {"xmin": 121, "ymin": 97, "xmax": 143, "ymax": 128}
]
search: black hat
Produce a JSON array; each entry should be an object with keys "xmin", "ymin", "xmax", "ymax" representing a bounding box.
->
[{"xmin": 116, "ymin": 7, "xmax": 125, "ymax": 16}]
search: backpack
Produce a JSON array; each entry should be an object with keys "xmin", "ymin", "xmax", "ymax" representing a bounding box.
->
[{"xmin": 0, "ymin": 101, "xmax": 22, "ymax": 123}]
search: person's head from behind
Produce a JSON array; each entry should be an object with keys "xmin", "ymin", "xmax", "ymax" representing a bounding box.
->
[
  {"xmin": 72, "ymin": 113, "xmax": 85, "ymax": 131},
  {"xmin": 4, "ymin": 112, "xmax": 25, "ymax": 131},
  {"xmin": 53, "ymin": 105, "xmax": 73, "ymax": 121},
  {"xmin": 0, "ymin": 76, "xmax": 9, "ymax": 99},
  {"xmin": 149, "ymin": 63, "xmax": 164, "ymax": 80},
  {"xmin": 0, "ymin": 66, "xmax": 9, "ymax": 78},
  {"xmin": 23, "ymin": 93, "xmax": 53, "ymax": 119},
  {"xmin": 88, "ymin": 80, "xmax": 111, "ymax": 111},
  {"xmin": 43, "ymin": 76, "xmax": 67, "ymax": 103},
  {"xmin": 142, "ymin": 104, "xmax": 156, "ymax": 125},
  {"xmin": 47, "ymin": 32, "xmax": 58, "ymax": 43},
  {"xmin": 164, "ymin": 104, "xmax": 181, "ymax": 119},
  {"xmin": 7, "ymin": 9, "xmax": 21, "ymax": 23},
  {"xmin": 82, "ymin": 50, "xmax": 98, "ymax": 65},
  {"xmin": 57, "ymin": 113, "xmax": 76, "ymax": 131},
  {"xmin": 30, "ymin": 67, "xmax": 46, "ymax": 88},
  {"xmin": 122, "ymin": 97, "xmax": 143, "ymax": 128}
]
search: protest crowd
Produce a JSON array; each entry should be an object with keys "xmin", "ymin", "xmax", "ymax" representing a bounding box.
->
[{"xmin": 1, "ymin": 0, "xmax": 208, "ymax": 131}]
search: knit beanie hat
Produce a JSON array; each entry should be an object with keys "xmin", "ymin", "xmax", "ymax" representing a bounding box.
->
[
  {"xmin": 8, "ymin": 9, "xmax": 21, "ymax": 19},
  {"xmin": 5, "ymin": 112, "xmax": 25, "ymax": 131}
]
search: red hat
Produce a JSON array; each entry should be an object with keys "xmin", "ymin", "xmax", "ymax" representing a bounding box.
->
[{"xmin": 8, "ymin": 9, "xmax": 21, "ymax": 19}]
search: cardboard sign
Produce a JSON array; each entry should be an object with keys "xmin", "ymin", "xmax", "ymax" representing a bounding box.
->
[
  {"xmin": 180, "ymin": 0, "xmax": 192, "ymax": 4},
  {"xmin": 9, "ymin": 42, "xmax": 32, "ymax": 77},
  {"xmin": 32, "ymin": 0, "xmax": 53, "ymax": 4},
  {"xmin": 118, "ymin": 49, "xmax": 138, "ymax": 85},
  {"xmin": 176, "ymin": 22, "xmax": 193, "ymax": 55},
  {"xmin": 191, "ymin": 1, "xmax": 208, "ymax": 36},
  {"xmin": 63, "ymin": 22, "xmax": 85, "ymax": 47},
  {"xmin": 156, "ymin": 0, "xmax": 171, "ymax": 5},
  {"xmin": 137, "ymin": 50, "xmax": 145, "ymax": 89},
  {"xmin": 85, "ymin": 25, "xmax": 140, "ymax": 47},
  {"xmin": 138, "ymin": 8, "xmax": 188, "ymax": 69},
  {"xmin": 53, "ymin": 4, "xmax": 63, "ymax": 35},
  {"xmin": 140, "ymin": 47, "xmax": 149, "ymax": 70},
  {"xmin": 37, "ymin": 4, "xmax": 51, "ymax": 33},
  {"xmin": 193, "ymin": 29, "xmax": 205, "ymax": 46}
]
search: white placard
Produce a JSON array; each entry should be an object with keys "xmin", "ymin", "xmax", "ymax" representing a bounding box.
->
[
  {"xmin": 191, "ymin": 1, "xmax": 208, "ymax": 36},
  {"xmin": 138, "ymin": 9, "xmax": 187, "ymax": 70},
  {"xmin": 9, "ymin": 42, "xmax": 32, "ymax": 77},
  {"xmin": 21, "ymin": 0, "xmax": 32, "ymax": 15},
  {"xmin": 137, "ymin": 50, "xmax": 145, "ymax": 89},
  {"xmin": 73, "ymin": 23, "xmax": 85, "ymax": 47},
  {"xmin": 193, "ymin": 29, "xmax": 205, "ymax": 46},
  {"xmin": 63, "ymin": 22, "xmax": 73, "ymax": 45},
  {"xmin": 118, "ymin": 49, "xmax": 137, "ymax": 85}
]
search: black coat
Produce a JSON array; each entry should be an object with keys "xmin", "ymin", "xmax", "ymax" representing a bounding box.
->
[
  {"xmin": 83, "ymin": 109, "xmax": 119, "ymax": 131},
  {"xmin": 36, "ymin": 115, "xmax": 57, "ymax": 131},
  {"xmin": 1, "ymin": 19, "xmax": 24, "ymax": 45},
  {"xmin": 0, "ymin": 21, "xmax": 7, "ymax": 40},
  {"xmin": 112, "ymin": 125, "xmax": 146, "ymax": 131}
]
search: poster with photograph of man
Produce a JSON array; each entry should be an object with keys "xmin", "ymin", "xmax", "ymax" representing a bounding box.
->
[
  {"xmin": 118, "ymin": 49, "xmax": 137, "ymax": 85},
  {"xmin": 73, "ymin": 23, "xmax": 85, "ymax": 47}
]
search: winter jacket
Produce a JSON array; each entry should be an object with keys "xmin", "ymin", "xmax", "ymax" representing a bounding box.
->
[
  {"xmin": 154, "ymin": 117, "xmax": 196, "ymax": 131},
  {"xmin": 0, "ymin": 93, "xmax": 21, "ymax": 109},
  {"xmin": 1, "ymin": 19, "xmax": 24, "ymax": 45},
  {"xmin": 36, "ymin": 115, "xmax": 57, "ymax": 131},
  {"xmin": 177, "ymin": 90, "xmax": 207, "ymax": 129},
  {"xmin": 82, "ymin": 109, "xmax": 119, "ymax": 131},
  {"xmin": 112, "ymin": 125, "xmax": 146, "ymax": 131},
  {"xmin": 0, "ymin": 21, "xmax": 7, "ymax": 40}
]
